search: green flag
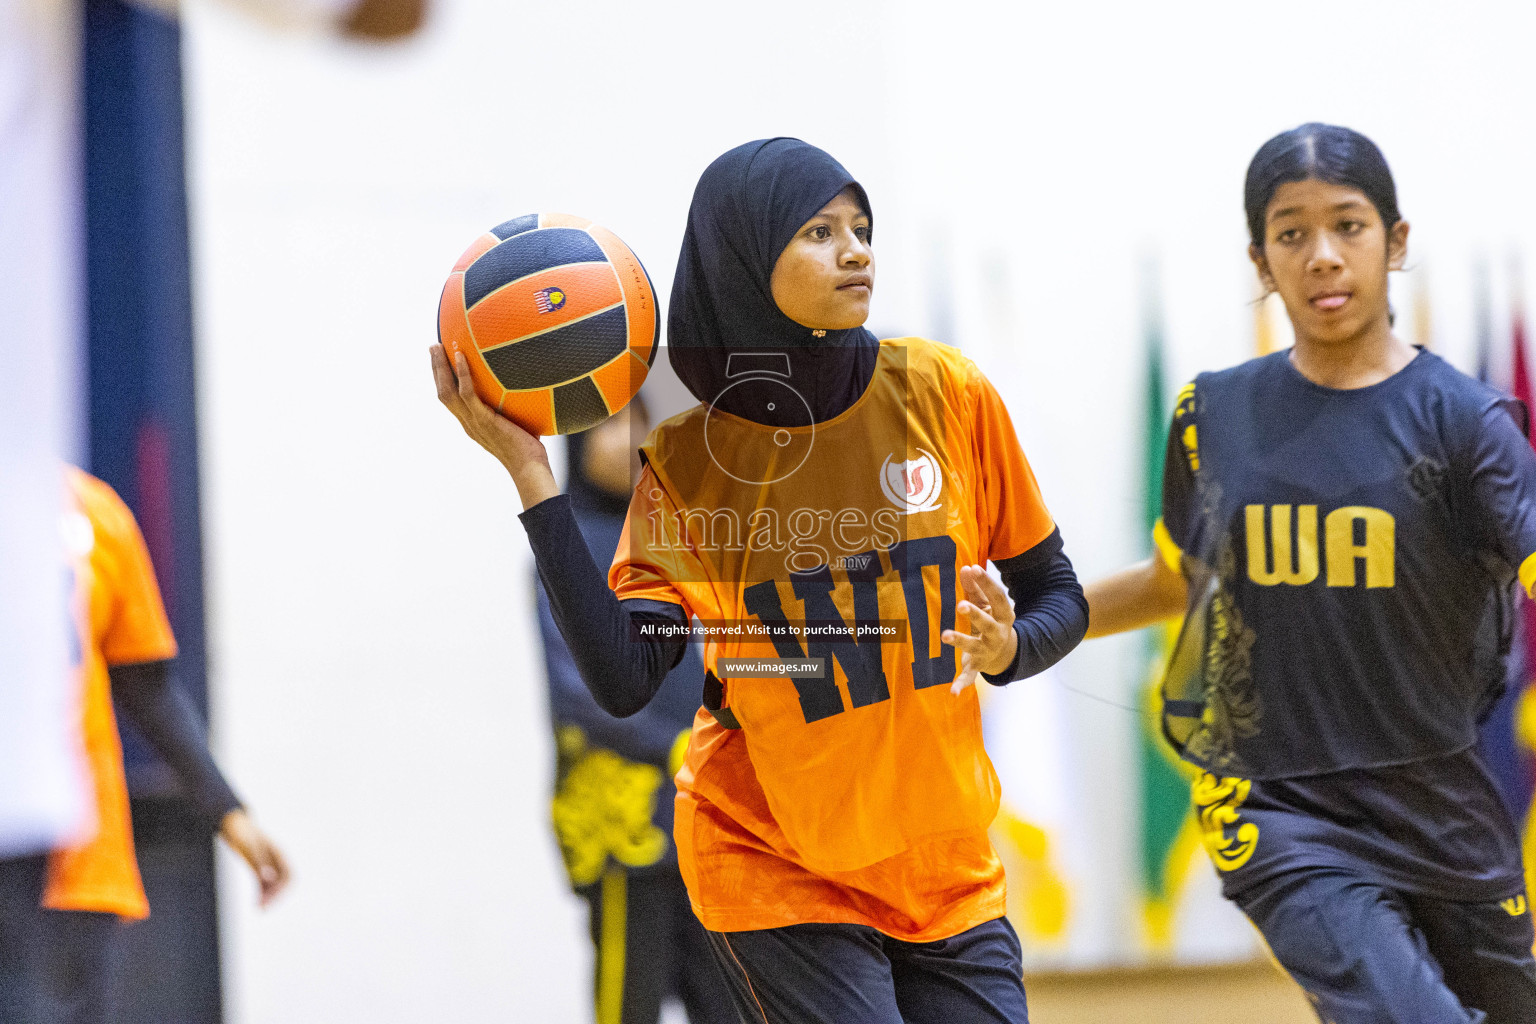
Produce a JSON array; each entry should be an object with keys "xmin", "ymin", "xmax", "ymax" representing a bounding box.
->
[{"xmin": 1137, "ymin": 297, "xmax": 1201, "ymax": 949}]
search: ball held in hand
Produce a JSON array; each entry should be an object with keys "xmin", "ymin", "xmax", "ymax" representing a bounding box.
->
[{"xmin": 437, "ymin": 213, "xmax": 659, "ymax": 435}]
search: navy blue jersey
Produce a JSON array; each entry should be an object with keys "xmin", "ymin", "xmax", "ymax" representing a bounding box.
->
[
  {"xmin": 1158, "ymin": 349, "xmax": 1536, "ymax": 901},
  {"xmin": 1160, "ymin": 349, "xmax": 1536, "ymax": 779}
]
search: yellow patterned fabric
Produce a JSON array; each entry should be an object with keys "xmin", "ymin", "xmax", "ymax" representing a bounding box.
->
[
  {"xmin": 551, "ymin": 726, "xmax": 669, "ymax": 887},
  {"xmin": 1192, "ymin": 773, "xmax": 1259, "ymax": 873}
]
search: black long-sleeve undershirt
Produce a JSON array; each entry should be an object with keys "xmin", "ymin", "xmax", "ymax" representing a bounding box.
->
[
  {"xmin": 521, "ymin": 495, "xmax": 686, "ymax": 718},
  {"xmin": 521, "ymin": 495, "xmax": 1087, "ymax": 716},
  {"xmin": 109, "ymin": 660, "xmax": 242, "ymax": 828},
  {"xmin": 981, "ymin": 528, "xmax": 1089, "ymax": 684}
]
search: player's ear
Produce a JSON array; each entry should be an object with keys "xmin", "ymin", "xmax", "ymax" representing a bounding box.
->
[
  {"xmin": 1248, "ymin": 244, "xmax": 1276, "ymax": 294},
  {"xmin": 1386, "ymin": 220, "xmax": 1410, "ymax": 272}
]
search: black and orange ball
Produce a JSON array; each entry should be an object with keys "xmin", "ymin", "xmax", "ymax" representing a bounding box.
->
[{"xmin": 438, "ymin": 213, "xmax": 659, "ymax": 436}]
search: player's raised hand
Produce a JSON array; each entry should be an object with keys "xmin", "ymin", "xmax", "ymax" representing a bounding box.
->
[
  {"xmin": 430, "ymin": 343, "xmax": 559, "ymax": 509},
  {"xmin": 942, "ymin": 564, "xmax": 1019, "ymax": 694}
]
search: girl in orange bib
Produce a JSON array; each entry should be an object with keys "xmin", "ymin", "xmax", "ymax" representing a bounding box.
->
[{"xmin": 432, "ymin": 138, "xmax": 1087, "ymax": 1023}]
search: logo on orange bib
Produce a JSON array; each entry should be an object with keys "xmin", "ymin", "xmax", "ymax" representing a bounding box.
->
[{"xmin": 880, "ymin": 450, "xmax": 943, "ymax": 514}]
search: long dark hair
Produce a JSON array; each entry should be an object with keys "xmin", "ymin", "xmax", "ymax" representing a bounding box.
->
[{"xmin": 1244, "ymin": 124, "xmax": 1401, "ymax": 248}]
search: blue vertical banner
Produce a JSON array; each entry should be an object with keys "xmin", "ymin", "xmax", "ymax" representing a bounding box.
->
[
  {"xmin": 82, "ymin": 1, "xmax": 222, "ymax": 1020},
  {"xmin": 83, "ymin": 0, "xmax": 208, "ymax": 790}
]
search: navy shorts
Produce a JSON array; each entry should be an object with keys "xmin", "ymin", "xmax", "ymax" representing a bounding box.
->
[
  {"xmin": 39, "ymin": 909, "xmax": 123, "ymax": 1024},
  {"xmin": 576, "ymin": 866, "xmax": 735, "ymax": 1024},
  {"xmin": 1234, "ymin": 867, "xmax": 1536, "ymax": 1024},
  {"xmin": 703, "ymin": 916, "xmax": 1028, "ymax": 1024}
]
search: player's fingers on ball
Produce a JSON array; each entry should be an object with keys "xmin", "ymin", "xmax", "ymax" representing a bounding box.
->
[
  {"xmin": 454, "ymin": 375, "xmax": 500, "ymax": 433},
  {"xmin": 452, "ymin": 350, "xmax": 482, "ymax": 405},
  {"xmin": 430, "ymin": 346, "xmax": 459, "ymax": 404}
]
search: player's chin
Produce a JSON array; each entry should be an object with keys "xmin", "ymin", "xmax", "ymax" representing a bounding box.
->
[
  {"xmin": 819, "ymin": 295, "xmax": 871, "ymax": 331},
  {"xmin": 1306, "ymin": 312, "xmax": 1372, "ymax": 347}
]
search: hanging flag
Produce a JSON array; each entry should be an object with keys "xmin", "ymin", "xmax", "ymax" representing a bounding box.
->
[
  {"xmin": 1137, "ymin": 282, "xmax": 1203, "ymax": 950},
  {"xmin": 1475, "ymin": 259, "xmax": 1532, "ymax": 826},
  {"xmin": 1507, "ymin": 284, "xmax": 1536, "ymax": 908},
  {"xmin": 1475, "ymin": 258, "xmax": 1494, "ymax": 385}
]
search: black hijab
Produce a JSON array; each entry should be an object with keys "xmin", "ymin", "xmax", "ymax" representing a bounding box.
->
[{"xmin": 667, "ymin": 138, "xmax": 879, "ymax": 427}]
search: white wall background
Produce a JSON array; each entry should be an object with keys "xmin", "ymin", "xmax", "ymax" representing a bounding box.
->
[{"xmin": 184, "ymin": 1, "xmax": 1536, "ymax": 1020}]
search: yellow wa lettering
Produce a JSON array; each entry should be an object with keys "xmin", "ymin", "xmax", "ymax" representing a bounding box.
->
[
  {"xmin": 1324, "ymin": 507, "xmax": 1395, "ymax": 589},
  {"xmin": 1245, "ymin": 504, "xmax": 1395, "ymax": 589},
  {"xmin": 1501, "ymin": 894, "xmax": 1528, "ymax": 917},
  {"xmin": 1245, "ymin": 504, "xmax": 1320, "ymax": 586}
]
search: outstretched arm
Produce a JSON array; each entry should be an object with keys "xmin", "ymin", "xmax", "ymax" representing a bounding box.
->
[{"xmin": 1084, "ymin": 551, "xmax": 1186, "ymax": 638}]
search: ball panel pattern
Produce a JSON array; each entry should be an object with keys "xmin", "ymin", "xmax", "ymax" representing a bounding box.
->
[
  {"xmin": 500, "ymin": 387, "xmax": 556, "ymax": 437},
  {"xmin": 437, "ymin": 272, "xmax": 506, "ymax": 403},
  {"xmin": 587, "ymin": 223, "xmax": 658, "ymax": 365},
  {"xmin": 440, "ymin": 214, "xmax": 654, "ymax": 436},
  {"xmin": 537, "ymin": 212, "xmax": 593, "ymax": 229},
  {"xmin": 465, "ymin": 262, "xmax": 620, "ymax": 349},
  {"xmin": 552, "ymin": 375, "xmax": 611, "ymax": 435},
  {"xmin": 452, "ymin": 232, "xmax": 499, "ymax": 273},
  {"xmin": 463, "ymin": 229, "xmax": 607, "ymax": 309},
  {"xmin": 490, "ymin": 214, "xmax": 539, "ymax": 240},
  {"xmin": 479, "ymin": 305, "xmax": 628, "ymax": 391},
  {"xmin": 590, "ymin": 349, "xmax": 649, "ymax": 413}
]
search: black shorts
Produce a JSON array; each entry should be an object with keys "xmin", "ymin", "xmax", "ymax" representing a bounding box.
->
[
  {"xmin": 1234, "ymin": 866, "xmax": 1536, "ymax": 1024},
  {"xmin": 704, "ymin": 916, "xmax": 1028, "ymax": 1024},
  {"xmin": 38, "ymin": 909, "xmax": 123, "ymax": 1024},
  {"xmin": 0, "ymin": 855, "xmax": 47, "ymax": 1024}
]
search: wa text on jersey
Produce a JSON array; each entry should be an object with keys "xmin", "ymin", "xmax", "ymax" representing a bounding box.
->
[{"xmin": 1245, "ymin": 504, "xmax": 1395, "ymax": 589}]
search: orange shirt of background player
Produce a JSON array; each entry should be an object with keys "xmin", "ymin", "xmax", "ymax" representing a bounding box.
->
[
  {"xmin": 611, "ymin": 339, "xmax": 1055, "ymax": 941},
  {"xmin": 44, "ymin": 469, "xmax": 179, "ymax": 920}
]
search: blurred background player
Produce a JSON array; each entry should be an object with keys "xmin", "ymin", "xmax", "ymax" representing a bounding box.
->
[
  {"xmin": 1086, "ymin": 124, "xmax": 1536, "ymax": 1023},
  {"xmin": 43, "ymin": 466, "xmax": 290, "ymax": 1024},
  {"xmin": 66, "ymin": 1, "xmax": 427, "ymax": 1018},
  {"xmin": 434, "ymin": 137, "xmax": 1089, "ymax": 1023},
  {"xmin": 537, "ymin": 402, "xmax": 735, "ymax": 1024}
]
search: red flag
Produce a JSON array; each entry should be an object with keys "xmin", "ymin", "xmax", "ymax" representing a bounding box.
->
[
  {"xmin": 1513, "ymin": 309, "xmax": 1532, "ymax": 414},
  {"xmin": 1508, "ymin": 296, "xmax": 1536, "ymax": 913}
]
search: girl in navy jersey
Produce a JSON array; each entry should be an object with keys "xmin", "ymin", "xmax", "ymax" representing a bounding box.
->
[{"xmin": 1088, "ymin": 123, "xmax": 1536, "ymax": 1023}]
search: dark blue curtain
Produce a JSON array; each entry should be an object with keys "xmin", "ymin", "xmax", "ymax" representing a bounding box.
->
[{"xmin": 83, "ymin": 1, "xmax": 222, "ymax": 1019}]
